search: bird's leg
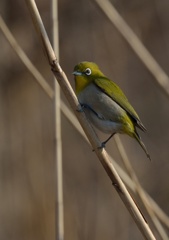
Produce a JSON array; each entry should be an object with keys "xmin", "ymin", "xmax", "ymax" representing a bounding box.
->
[
  {"xmin": 100, "ymin": 133, "xmax": 116, "ymax": 148},
  {"xmin": 76, "ymin": 103, "xmax": 86, "ymax": 112}
]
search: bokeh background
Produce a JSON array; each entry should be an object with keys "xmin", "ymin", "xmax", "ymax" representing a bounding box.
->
[{"xmin": 0, "ymin": 0, "xmax": 169, "ymax": 239}]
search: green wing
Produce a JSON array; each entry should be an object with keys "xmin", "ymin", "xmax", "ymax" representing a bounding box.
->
[{"xmin": 94, "ymin": 77, "xmax": 146, "ymax": 131}]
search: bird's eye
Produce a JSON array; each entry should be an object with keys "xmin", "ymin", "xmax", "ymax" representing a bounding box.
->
[{"xmin": 85, "ymin": 68, "xmax": 92, "ymax": 75}]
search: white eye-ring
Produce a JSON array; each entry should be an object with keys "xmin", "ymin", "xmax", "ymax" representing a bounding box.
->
[{"xmin": 85, "ymin": 68, "xmax": 92, "ymax": 75}]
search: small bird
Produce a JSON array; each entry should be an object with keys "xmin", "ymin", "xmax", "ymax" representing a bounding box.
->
[{"xmin": 73, "ymin": 61, "xmax": 150, "ymax": 160}]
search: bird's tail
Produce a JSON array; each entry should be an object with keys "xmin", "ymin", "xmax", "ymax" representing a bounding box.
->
[{"xmin": 134, "ymin": 131, "xmax": 151, "ymax": 161}]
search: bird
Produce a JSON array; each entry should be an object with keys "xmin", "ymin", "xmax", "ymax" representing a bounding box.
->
[{"xmin": 73, "ymin": 61, "xmax": 150, "ymax": 160}]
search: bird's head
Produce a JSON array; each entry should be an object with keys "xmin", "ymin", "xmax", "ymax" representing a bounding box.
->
[{"xmin": 73, "ymin": 61, "xmax": 105, "ymax": 94}]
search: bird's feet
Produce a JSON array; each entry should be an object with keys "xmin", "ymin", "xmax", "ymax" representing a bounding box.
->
[
  {"xmin": 76, "ymin": 103, "xmax": 86, "ymax": 112},
  {"xmin": 97, "ymin": 133, "xmax": 116, "ymax": 149},
  {"xmin": 92, "ymin": 142, "xmax": 106, "ymax": 152},
  {"xmin": 98, "ymin": 141, "xmax": 106, "ymax": 149}
]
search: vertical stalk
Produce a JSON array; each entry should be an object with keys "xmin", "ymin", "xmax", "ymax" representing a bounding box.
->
[{"xmin": 52, "ymin": 0, "xmax": 64, "ymax": 239}]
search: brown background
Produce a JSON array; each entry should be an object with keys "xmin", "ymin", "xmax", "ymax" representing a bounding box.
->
[{"xmin": 0, "ymin": 0, "xmax": 169, "ymax": 239}]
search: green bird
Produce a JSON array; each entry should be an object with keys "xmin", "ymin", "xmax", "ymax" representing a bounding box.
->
[{"xmin": 73, "ymin": 61, "xmax": 150, "ymax": 160}]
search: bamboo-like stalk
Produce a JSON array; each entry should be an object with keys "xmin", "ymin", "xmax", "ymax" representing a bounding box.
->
[
  {"xmin": 1, "ymin": 14, "xmax": 169, "ymax": 231},
  {"xmin": 25, "ymin": 1, "xmax": 156, "ymax": 239},
  {"xmin": 51, "ymin": 0, "xmax": 64, "ymax": 239},
  {"xmin": 95, "ymin": 0, "xmax": 169, "ymax": 99}
]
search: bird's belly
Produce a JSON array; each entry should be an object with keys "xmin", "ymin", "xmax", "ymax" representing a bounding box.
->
[
  {"xmin": 78, "ymin": 84, "xmax": 126, "ymax": 134},
  {"xmin": 84, "ymin": 109, "xmax": 123, "ymax": 134}
]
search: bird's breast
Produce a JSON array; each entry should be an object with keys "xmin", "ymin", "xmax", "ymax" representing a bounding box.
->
[{"xmin": 77, "ymin": 83, "xmax": 127, "ymax": 134}]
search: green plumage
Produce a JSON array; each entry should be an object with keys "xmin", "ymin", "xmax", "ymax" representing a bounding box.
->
[
  {"xmin": 73, "ymin": 61, "xmax": 150, "ymax": 160},
  {"xmin": 94, "ymin": 77, "xmax": 146, "ymax": 132}
]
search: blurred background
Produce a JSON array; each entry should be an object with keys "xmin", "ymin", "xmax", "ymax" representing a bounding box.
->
[{"xmin": 0, "ymin": 0, "xmax": 169, "ymax": 239}]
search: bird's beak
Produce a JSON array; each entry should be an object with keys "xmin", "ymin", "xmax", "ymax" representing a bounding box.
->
[{"xmin": 72, "ymin": 71, "xmax": 83, "ymax": 76}]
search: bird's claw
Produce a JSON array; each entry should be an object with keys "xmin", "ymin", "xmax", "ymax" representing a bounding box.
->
[
  {"xmin": 92, "ymin": 142, "xmax": 106, "ymax": 152},
  {"xmin": 76, "ymin": 104, "xmax": 85, "ymax": 112},
  {"xmin": 98, "ymin": 142, "xmax": 106, "ymax": 149}
]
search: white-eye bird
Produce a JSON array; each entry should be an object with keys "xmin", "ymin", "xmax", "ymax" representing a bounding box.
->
[{"xmin": 73, "ymin": 61, "xmax": 150, "ymax": 160}]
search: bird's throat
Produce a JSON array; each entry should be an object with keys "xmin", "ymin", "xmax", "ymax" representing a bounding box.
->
[{"xmin": 75, "ymin": 76, "xmax": 90, "ymax": 95}]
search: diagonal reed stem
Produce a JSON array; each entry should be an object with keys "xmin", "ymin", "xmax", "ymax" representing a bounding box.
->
[{"xmin": 114, "ymin": 135, "xmax": 169, "ymax": 240}]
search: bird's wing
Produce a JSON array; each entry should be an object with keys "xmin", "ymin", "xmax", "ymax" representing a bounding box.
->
[{"xmin": 94, "ymin": 77, "xmax": 146, "ymax": 131}]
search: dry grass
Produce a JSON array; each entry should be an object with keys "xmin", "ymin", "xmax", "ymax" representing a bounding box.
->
[{"xmin": 0, "ymin": 0, "xmax": 169, "ymax": 239}]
